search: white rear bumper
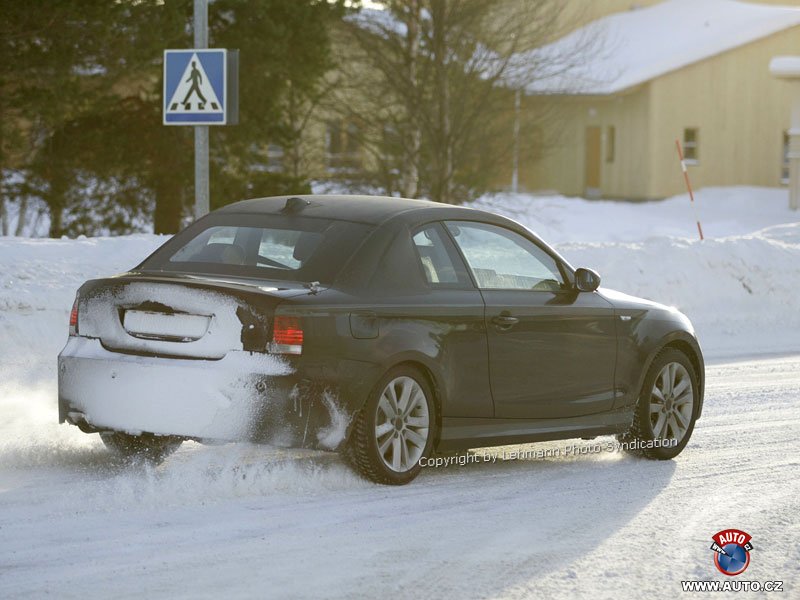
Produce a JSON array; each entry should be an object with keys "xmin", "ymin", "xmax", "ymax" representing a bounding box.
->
[{"xmin": 58, "ymin": 337, "xmax": 292, "ymax": 441}]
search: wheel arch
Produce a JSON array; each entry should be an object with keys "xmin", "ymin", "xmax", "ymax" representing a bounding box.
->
[
  {"xmin": 351, "ymin": 353, "xmax": 444, "ymax": 443},
  {"xmin": 340, "ymin": 355, "xmax": 443, "ymax": 484},
  {"xmin": 387, "ymin": 358, "xmax": 443, "ymax": 449},
  {"xmin": 639, "ymin": 332, "xmax": 705, "ymax": 418}
]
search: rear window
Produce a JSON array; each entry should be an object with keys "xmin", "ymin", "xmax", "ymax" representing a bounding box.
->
[{"xmin": 139, "ymin": 214, "xmax": 373, "ymax": 283}]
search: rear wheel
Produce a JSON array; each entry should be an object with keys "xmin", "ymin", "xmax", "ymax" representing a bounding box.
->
[
  {"xmin": 619, "ymin": 348, "xmax": 698, "ymax": 459},
  {"xmin": 344, "ymin": 366, "xmax": 436, "ymax": 485},
  {"xmin": 100, "ymin": 432, "xmax": 182, "ymax": 463}
]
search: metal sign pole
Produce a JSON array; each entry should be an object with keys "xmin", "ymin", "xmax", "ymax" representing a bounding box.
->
[{"xmin": 194, "ymin": 0, "xmax": 209, "ymax": 219}]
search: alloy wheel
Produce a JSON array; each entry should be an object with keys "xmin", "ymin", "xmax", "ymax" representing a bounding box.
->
[
  {"xmin": 374, "ymin": 376, "xmax": 430, "ymax": 473},
  {"xmin": 649, "ymin": 361, "xmax": 694, "ymax": 443}
]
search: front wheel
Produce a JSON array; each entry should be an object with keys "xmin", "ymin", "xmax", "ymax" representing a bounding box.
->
[
  {"xmin": 619, "ymin": 348, "xmax": 699, "ymax": 460},
  {"xmin": 344, "ymin": 366, "xmax": 436, "ymax": 485},
  {"xmin": 100, "ymin": 432, "xmax": 182, "ymax": 463}
]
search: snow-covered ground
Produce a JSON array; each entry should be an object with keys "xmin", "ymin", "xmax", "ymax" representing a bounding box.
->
[
  {"xmin": 472, "ymin": 186, "xmax": 795, "ymax": 244},
  {"xmin": 1, "ymin": 357, "xmax": 798, "ymax": 599},
  {"xmin": 1, "ymin": 186, "xmax": 799, "ymax": 598}
]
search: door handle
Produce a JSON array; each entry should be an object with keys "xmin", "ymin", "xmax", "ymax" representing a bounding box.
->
[{"xmin": 491, "ymin": 314, "xmax": 519, "ymax": 328}]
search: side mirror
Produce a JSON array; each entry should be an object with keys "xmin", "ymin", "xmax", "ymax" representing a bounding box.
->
[{"xmin": 575, "ymin": 267, "xmax": 601, "ymax": 292}]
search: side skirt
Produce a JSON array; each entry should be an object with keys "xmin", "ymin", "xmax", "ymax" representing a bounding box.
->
[{"xmin": 437, "ymin": 408, "xmax": 634, "ymax": 452}]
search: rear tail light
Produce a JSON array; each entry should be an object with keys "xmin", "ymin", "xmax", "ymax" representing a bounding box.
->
[
  {"xmin": 69, "ymin": 297, "xmax": 79, "ymax": 336},
  {"xmin": 269, "ymin": 315, "xmax": 303, "ymax": 355}
]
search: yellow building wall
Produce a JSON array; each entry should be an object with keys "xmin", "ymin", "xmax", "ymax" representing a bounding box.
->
[
  {"xmin": 646, "ymin": 25, "xmax": 800, "ymax": 197},
  {"xmin": 522, "ymin": 85, "xmax": 652, "ymax": 198},
  {"xmin": 523, "ymin": 24, "xmax": 800, "ymax": 199}
]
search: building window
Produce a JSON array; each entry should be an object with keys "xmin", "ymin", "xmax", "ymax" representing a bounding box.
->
[
  {"xmin": 605, "ymin": 126, "xmax": 615, "ymax": 163},
  {"xmin": 683, "ymin": 128, "xmax": 699, "ymax": 163},
  {"xmin": 782, "ymin": 131, "xmax": 790, "ymax": 184},
  {"xmin": 266, "ymin": 144, "xmax": 284, "ymax": 172},
  {"xmin": 325, "ymin": 120, "xmax": 362, "ymax": 171}
]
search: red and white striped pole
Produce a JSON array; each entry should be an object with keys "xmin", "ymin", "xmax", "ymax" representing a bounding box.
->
[{"xmin": 675, "ymin": 139, "xmax": 704, "ymax": 241}]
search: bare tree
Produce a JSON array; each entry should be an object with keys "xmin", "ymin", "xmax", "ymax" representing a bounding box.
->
[
  {"xmin": 401, "ymin": 0, "xmax": 422, "ymax": 198},
  {"xmin": 0, "ymin": 198, "xmax": 7, "ymax": 236},
  {"xmin": 325, "ymin": 0, "xmax": 598, "ymax": 203},
  {"xmin": 14, "ymin": 197, "xmax": 27, "ymax": 236},
  {"xmin": 282, "ymin": 74, "xmax": 345, "ymax": 183}
]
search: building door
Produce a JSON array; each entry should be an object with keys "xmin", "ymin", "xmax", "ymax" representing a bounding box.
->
[{"xmin": 584, "ymin": 126, "xmax": 602, "ymax": 197}]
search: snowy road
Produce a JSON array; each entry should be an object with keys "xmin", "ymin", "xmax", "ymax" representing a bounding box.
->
[{"xmin": 1, "ymin": 353, "xmax": 798, "ymax": 599}]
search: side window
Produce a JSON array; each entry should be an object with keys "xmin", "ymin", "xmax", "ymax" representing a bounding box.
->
[
  {"xmin": 446, "ymin": 221, "xmax": 566, "ymax": 291},
  {"xmin": 411, "ymin": 225, "xmax": 468, "ymax": 286}
]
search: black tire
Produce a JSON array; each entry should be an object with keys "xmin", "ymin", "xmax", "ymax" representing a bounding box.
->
[
  {"xmin": 100, "ymin": 432, "xmax": 182, "ymax": 463},
  {"xmin": 618, "ymin": 347, "xmax": 699, "ymax": 460},
  {"xmin": 343, "ymin": 365, "xmax": 437, "ymax": 485}
]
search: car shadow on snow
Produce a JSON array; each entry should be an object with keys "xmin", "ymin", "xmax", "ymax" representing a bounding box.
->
[
  {"xmin": 0, "ymin": 434, "xmax": 677, "ymax": 598},
  {"xmin": 160, "ymin": 437, "xmax": 678, "ymax": 599},
  {"xmin": 316, "ymin": 438, "xmax": 679, "ymax": 599}
]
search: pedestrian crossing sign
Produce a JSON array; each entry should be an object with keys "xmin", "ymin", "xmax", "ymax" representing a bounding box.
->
[{"xmin": 163, "ymin": 49, "xmax": 237, "ymax": 126}]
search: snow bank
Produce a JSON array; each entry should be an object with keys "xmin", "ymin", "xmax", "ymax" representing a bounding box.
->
[
  {"xmin": 564, "ymin": 226, "xmax": 800, "ymax": 357},
  {"xmin": 473, "ymin": 187, "xmax": 800, "ymax": 356},
  {"xmin": 0, "ymin": 235, "xmax": 166, "ymax": 466},
  {"xmin": 471, "ymin": 186, "xmax": 796, "ymax": 244},
  {"xmin": 0, "ymin": 234, "xmax": 167, "ymax": 363}
]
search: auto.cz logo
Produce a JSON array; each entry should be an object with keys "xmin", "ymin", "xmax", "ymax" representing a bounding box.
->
[
  {"xmin": 709, "ymin": 529, "xmax": 752, "ymax": 576},
  {"xmin": 679, "ymin": 530, "xmax": 784, "ymax": 593},
  {"xmin": 681, "ymin": 580, "xmax": 783, "ymax": 592}
]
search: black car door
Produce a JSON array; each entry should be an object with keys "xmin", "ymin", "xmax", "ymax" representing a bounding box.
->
[
  {"xmin": 444, "ymin": 220, "xmax": 617, "ymax": 419},
  {"xmin": 363, "ymin": 221, "xmax": 494, "ymax": 419}
]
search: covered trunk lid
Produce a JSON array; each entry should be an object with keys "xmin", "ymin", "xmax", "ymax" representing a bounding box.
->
[{"xmin": 77, "ymin": 273, "xmax": 315, "ymax": 359}]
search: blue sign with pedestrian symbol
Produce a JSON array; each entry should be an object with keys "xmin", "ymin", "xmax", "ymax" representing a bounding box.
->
[{"xmin": 163, "ymin": 49, "xmax": 230, "ymax": 125}]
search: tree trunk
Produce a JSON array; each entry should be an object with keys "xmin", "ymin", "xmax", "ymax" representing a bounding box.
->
[
  {"xmin": 401, "ymin": 0, "xmax": 421, "ymax": 199},
  {"xmin": 48, "ymin": 205, "xmax": 64, "ymax": 238},
  {"xmin": 14, "ymin": 196, "xmax": 28, "ymax": 236},
  {"xmin": 153, "ymin": 177, "xmax": 183, "ymax": 234},
  {"xmin": 285, "ymin": 82, "xmax": 302, "ymax": 180},
  {"xmin": 0, "ymin": 199, "xmax": 7, "ymax": 236},
  {"xmin": 47, "ymin": 171, "xmax": 67, "ymax": 238},
  {"xmin": 152, "ymin": 134, "xmax": 185, "ymax": 234},
  {"xmin": 431, "ymin": 0, "xmax": 454, "ymax": 204},
  {"xmin": 0, "ymin": 97, "xmax": 6, "ymax": 236}
]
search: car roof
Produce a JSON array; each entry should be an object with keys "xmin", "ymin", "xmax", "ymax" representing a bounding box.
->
[{"xmin": 216, "ymin": 194, "xmax": 483, "ymax": 226}]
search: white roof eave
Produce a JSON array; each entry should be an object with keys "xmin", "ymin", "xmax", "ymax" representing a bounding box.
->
[{"xmin": 519, "ymin": 0, "xmax": 800, "ymax": 96}]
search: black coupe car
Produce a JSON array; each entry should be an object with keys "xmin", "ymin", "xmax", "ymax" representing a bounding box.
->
[{"xmin": 58, "ymin": 195, "xmax": 704, "ymax": 484}]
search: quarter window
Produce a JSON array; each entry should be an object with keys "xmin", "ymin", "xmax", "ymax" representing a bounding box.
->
[
  {"xmin": 445, "ymin": 221, "xmax": 565, "ymax": 291},
  {"xmin": 412, "ymin": 225, "xmax": 465, "ymax": 286}
]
